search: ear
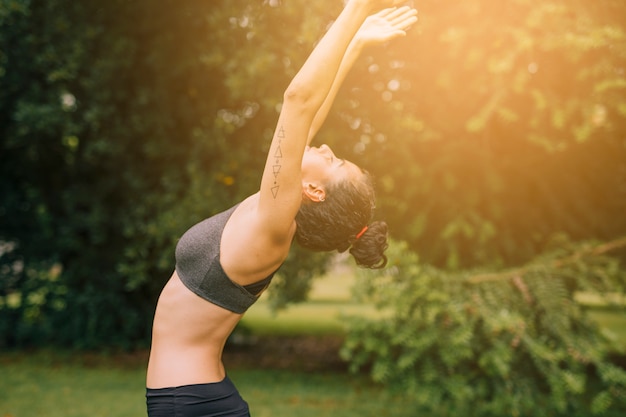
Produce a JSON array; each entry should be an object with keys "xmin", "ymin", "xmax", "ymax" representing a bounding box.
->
[{"xmin": 302, "ymin": 182, "xmax": 326, "ymax": 202}]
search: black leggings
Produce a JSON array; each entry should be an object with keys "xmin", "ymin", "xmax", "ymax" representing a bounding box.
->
[{"xmin": 146, "ymin": 376, "xmax": 251, "ymax": 417}]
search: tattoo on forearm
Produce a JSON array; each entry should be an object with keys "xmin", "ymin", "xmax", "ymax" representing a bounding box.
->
[{"xmin": 271, "ymin": 126, "xmax": 285, "ymax": 199}]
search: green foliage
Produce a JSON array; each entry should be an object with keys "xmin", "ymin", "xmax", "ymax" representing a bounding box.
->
[
  {"xmin": 342, "ymin": 238, "xmax": 626, "ymax": 416},
  {"xmin": 328, "ymin": 0, "xmax": 626, "ymax": 267},
  {"xmin": 1, "ymin": 0, "xmax": 626, "ymax": 350},
  {"xmin": 0, "ymin": 0, "xmax": 327, "ymax": 348}
]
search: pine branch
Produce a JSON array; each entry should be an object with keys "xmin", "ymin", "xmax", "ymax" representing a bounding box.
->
[{"xmin": 465, "ymin": 236, "xmax": 626, "ymax": 285}]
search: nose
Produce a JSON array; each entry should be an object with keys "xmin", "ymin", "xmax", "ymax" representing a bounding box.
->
[{"xmin": 319, "ymin": 144, "xmax": 333, "ymax": 155}]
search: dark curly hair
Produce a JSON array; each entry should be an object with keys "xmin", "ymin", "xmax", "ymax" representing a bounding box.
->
[{"xmin": 295, "ymin": 171, "xmax": 388, "ymax": 269}]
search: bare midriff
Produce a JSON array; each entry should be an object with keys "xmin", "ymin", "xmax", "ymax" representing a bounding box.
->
[{"xmin": 146, "ymin": 271, "xmax": 243, "ymax": 388}]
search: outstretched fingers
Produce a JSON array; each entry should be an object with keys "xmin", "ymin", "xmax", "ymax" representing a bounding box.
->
[
  {"xmin": 363, "ymin": 6, "xmax": 418, "ymax": 41},
  {"xmin": 367, "ymin": 6, "xmax": 418, "ymax": 34},
  {"xmin": 386, "ymin": 6, "xmax": 418, "ymax": 31}
]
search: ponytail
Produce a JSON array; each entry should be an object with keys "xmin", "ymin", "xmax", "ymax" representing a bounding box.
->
[{"xmin": 349, "ymin": 221, "xmax": 388, "ymax": 269}]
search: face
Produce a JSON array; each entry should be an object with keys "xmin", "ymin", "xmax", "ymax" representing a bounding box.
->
[{"xmin": 301, "ymin": 144, "xmax": 362, "ymax": 190}]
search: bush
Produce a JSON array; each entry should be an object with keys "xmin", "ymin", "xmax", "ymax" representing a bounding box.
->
[{"xmin": 342, "ymin": 238, "xmax": 626, "ymax": 416}]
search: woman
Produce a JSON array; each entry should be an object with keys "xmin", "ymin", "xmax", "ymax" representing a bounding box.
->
[{"xmin": 146, "ymin": 1, "xmax": 418, "ymax": 416}]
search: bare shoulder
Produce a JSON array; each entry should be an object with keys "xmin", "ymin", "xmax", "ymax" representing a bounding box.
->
[{"xmin": 220, "ymin": 194, "xmax": 295, "ymax": 286}]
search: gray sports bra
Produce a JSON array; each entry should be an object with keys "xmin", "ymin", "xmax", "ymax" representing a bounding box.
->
[{"xmin": 175, "ymin": 204, "xmax": 277, "ymax": 314}]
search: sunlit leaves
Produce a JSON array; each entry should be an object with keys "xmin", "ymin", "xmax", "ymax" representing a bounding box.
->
[
  {"xmin": 348, "ymin": 0, "xmax": 626, "ymax": 267},
  {"xmin": 1, "ymin": 0, "xmax": 626, "ymax": 350}
]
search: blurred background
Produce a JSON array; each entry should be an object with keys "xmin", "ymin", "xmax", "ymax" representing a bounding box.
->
[
  {"xmin": 0, "ymin": 0, "xmax": 626, "ymax": 417},
  {"xmin": 1, "ymin": 0, "xmax": 625, "ymax": 415}
]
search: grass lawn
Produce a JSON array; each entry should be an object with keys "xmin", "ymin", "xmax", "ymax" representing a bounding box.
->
[
  {"xmin": 0, "ymin": 352, "xmax": 145, "ymax": 417},
  {"xmin": 234, "ymin": 370, "xmax": 413, "ymax": 417},
  {"xmin": 0, "ymin": 351, "xmax": 414, "ymax": 417}
]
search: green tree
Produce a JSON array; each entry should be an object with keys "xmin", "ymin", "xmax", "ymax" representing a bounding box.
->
[
  {"xmin": 327, "ymin": 0, "xmax": 626, "ymax": 268},
  {"xmin": 1, "ymin": 0, "xmax": 625, "ymax": 349},
  {"xmin": 342, "ymin": 238, "xmax": 626, "ymax": 416},
  {"xmin": 0, "ymin": 0, "xmax": 326, "ymax": 348}
]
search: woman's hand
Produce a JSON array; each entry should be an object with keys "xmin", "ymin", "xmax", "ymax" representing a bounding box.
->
[
  {"xmin": 355, "ymin": 6, "xmax": 418, "ymax": 47},
  {"xmin": 350, "ymin": 0, "xmax": 409, "ymax": 14},
  {"xmin": 306, "ymin": 5, "xmax": 418, "ymax": 143}
]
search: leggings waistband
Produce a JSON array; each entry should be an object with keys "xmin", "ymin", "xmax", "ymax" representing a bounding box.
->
[{"xmin": 146, "ymin": 376, "xmax": 250, "ymax": 417}]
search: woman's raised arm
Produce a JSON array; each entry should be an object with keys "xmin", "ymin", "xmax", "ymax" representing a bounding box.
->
[
  {"xmin": 256, "ymin": 0, "xmax": 406, "ymax": 240},
  {"xmin": 307, "ymin": 6, "xmax": 418, "ymax": 144}
]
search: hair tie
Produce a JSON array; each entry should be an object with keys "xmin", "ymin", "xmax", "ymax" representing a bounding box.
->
[{"xmin": 355, "ymin": 225, "xmax": 368, "ymax": 240}]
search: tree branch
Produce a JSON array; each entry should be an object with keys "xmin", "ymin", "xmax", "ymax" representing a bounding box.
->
[{"xmin": 465, "ymin": 236, "xmax": 626, "ymax": 285}]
